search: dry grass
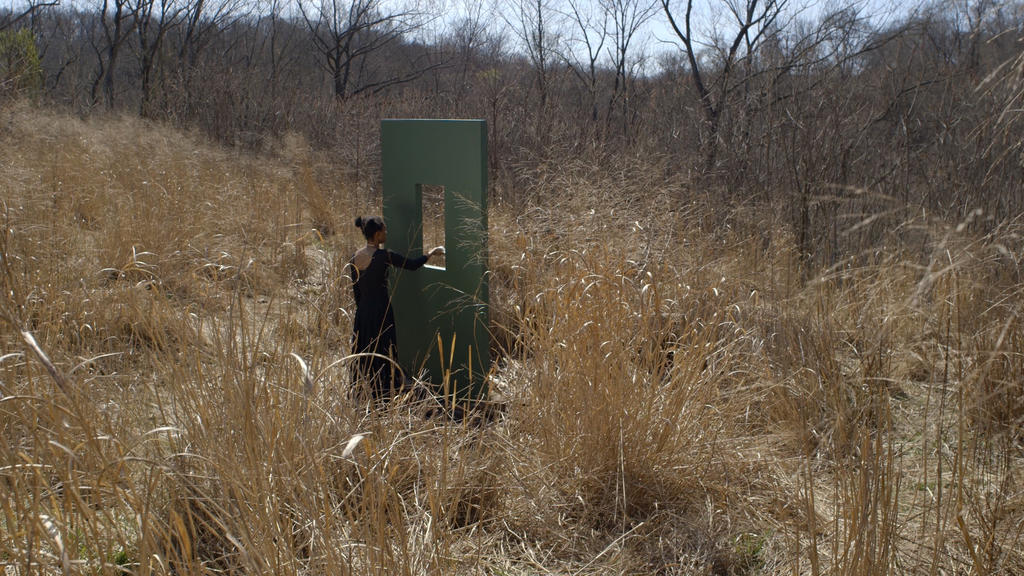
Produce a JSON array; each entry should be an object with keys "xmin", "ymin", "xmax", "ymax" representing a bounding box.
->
[{"xmin": 1, "ymin": 106, "xmax": 1023, "ymax": 574}]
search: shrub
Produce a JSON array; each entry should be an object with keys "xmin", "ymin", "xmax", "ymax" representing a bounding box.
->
[{"xmin": 0, "ymin": 28, "xmax": 43, "ymax": 102}]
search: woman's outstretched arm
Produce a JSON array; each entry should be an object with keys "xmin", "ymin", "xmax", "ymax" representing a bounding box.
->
[{"xmin": 386, "ymin": 250, "xmax": 429, "ymax": 270}]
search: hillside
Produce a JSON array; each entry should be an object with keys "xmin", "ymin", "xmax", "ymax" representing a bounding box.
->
[{"xmin": 1, "ymin": 107, "xmax": 1023, "ymax": 574}]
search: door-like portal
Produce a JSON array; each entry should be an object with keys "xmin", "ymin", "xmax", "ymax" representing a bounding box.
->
[{"xmin": 381, "ymin": 120, "xmax": 489, "ymax": 404}]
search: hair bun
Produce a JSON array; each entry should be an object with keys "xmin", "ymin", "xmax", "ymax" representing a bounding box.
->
[{"xmin": 354, "ymin": 216, "xmax": 364, "ymax": 229}]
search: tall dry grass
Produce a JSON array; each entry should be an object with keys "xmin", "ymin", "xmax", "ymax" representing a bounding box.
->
[{"xmin": 1, "ymin": 107, "xmax": 1023, "ymax": 574}]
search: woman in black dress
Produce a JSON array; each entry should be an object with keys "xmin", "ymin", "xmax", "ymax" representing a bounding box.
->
[{"xmin": 348, "ymin": 216, "xmax": 444, "ymax": 400}]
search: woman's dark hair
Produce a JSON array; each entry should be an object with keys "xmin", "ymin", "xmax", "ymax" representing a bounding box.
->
[{"xmin": 355, "ymin": 216, "xmax": 385, "ymax": 240}]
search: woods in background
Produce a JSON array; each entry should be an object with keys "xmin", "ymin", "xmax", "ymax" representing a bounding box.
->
[{"xmin": 2, "ymin": 0, "xmax": 1023, "ymax": 266}]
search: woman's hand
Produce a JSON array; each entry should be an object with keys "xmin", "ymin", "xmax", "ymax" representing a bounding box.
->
[{"xmin": 428, "ymin": 246, "xmax": 445, "ymax": 259}]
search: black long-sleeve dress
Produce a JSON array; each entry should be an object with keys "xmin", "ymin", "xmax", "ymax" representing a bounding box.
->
[{"xmin": 349, "ymin": 248, "xmax": 428, "ymax": 399}]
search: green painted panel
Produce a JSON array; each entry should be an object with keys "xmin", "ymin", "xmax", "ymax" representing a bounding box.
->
[{"xmin": 381, "ymin": 119, "xmax": 489, "ymax": 404}]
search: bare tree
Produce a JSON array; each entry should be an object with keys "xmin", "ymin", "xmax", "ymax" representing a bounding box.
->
[
  {"xmin": 32, "ymin": 8, "xmax": 85, "ymax": 97},
  {"xmin": 298, "ymin": 0, "xmax": 435, "ymax": 100},
  {"xmin": 502, "ymin": 0, "xmax": 561, "ymax": 110},
  {"xmin": 445, "ymin": 0, "xmax": 493, "ymax": 100},
  {"xmin": 176, "ymin": 0, "xmax": 247, "ymax": 68},
  {"xmin": 660, "ymin": 0, "xmax": 787, "ymax": 165},
  {"xmin": 258, "ymin": 0, "xmax": 303, "ymax": 100},
  {"xmin": 601, "ymin": 0, "xmax": 657, "ymax": 139},
  {"xmin": 90, "ymin": 0, "xmax": 136, "ymax": 108},
  {"xmin": 0, "ymin": 0, "xmax": 58, "ymax": 32},
  {"xmin": 132, "ymin": 0, "xmax": 187, "ymax": 115},
  {"xmin": 166, "ymin": 0, "xmax": 247, "ymax": 115},
  {"xmin": 561, "ymin": 0, "xmax": 607, "ymax": 124}
]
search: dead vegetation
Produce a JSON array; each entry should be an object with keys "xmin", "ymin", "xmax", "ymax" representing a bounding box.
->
[{"xmin": 1, "ymin": 107, "xmax": 1023, "ymax": 575}]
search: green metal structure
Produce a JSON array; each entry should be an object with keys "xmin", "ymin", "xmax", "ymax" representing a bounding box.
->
[{"xmin": 381, "ymin": 119, "xmax": 489, "ymax": 404}]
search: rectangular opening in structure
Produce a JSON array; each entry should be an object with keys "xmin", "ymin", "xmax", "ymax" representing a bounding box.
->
[{"xmin": 420, "ymin": 184, "xmax": 445, "ymax": 269}]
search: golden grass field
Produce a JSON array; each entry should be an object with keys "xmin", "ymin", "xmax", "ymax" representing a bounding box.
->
[{"xmin": 1, "ymin": 106, "xmax": 1023, "ymax": 574}]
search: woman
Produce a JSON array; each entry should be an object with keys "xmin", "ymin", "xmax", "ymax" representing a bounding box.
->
[{"xmin": 348, "ymin": 216, "xmax": 444, "ymax": 400}]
